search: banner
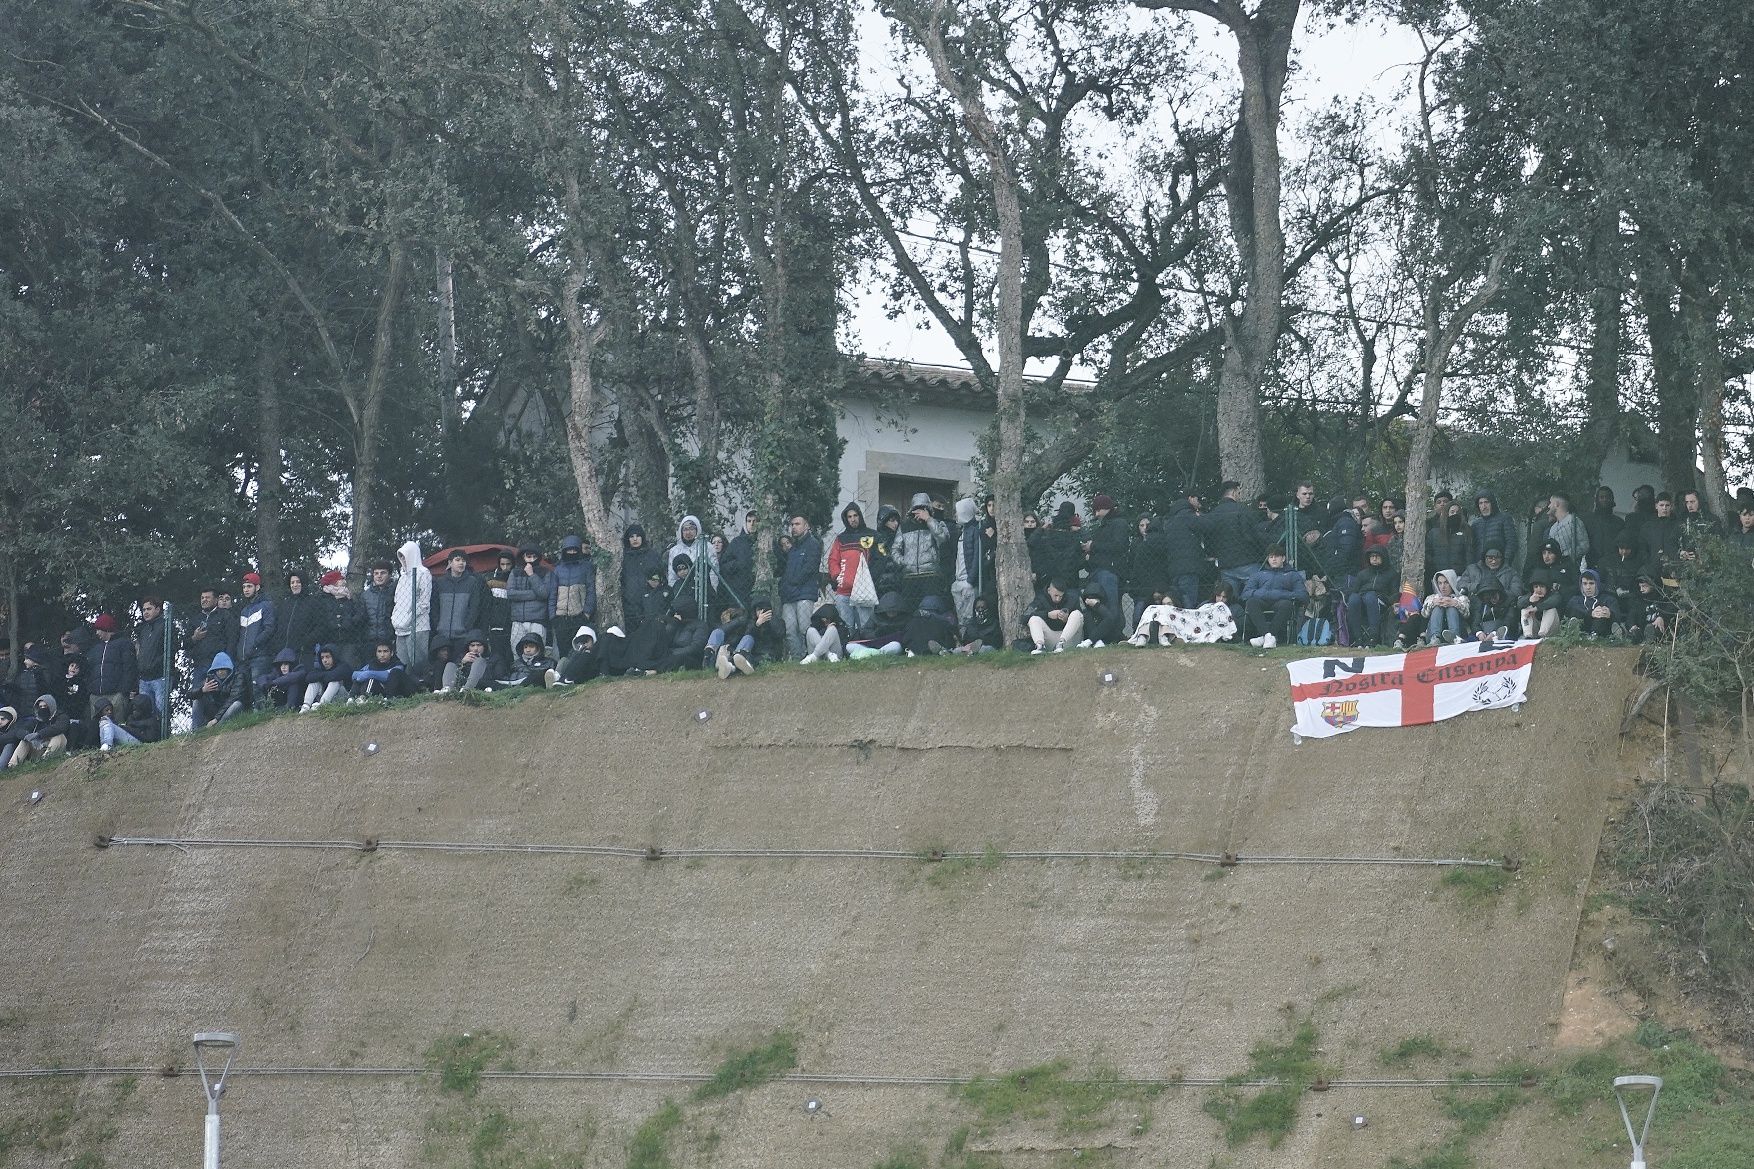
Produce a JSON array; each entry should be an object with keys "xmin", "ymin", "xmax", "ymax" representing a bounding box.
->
[{"xmin": 1286, "ymin": 639, "xmax": 1540, "ymax": 740}]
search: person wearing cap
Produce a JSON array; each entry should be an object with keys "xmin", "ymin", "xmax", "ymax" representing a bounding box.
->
[
  {"xmin": 84, "ymin": 614, "xmax": 138, "ymax": 726},
  {"xmin": 392, "ymin": 540, "xmax": 433, "ymax": 672},
  {"xmin": 504, "ymin": 543, "xmax": 554, "ymax": 658},
  {"xmin": 236, "ymin": 572, "xmax": 277, "ymax": 689},
  {"xmin": 430, "ymin": 549, "xmax": 486, "ymax": 663},
  {"xmin": 1596, "ymin": 534, "xmax": 1647, "ymax": 612},
  {"xmin": 321, "ymin": 570, "xmax": 368, "ymax": 670},
  {"xmin": 1533, "ymin": 538, "xmax": 1578, "ymax": 600},
  {"xmin": 1564, "ymin": 570, "xmax": 1621, "ymax": 639}
]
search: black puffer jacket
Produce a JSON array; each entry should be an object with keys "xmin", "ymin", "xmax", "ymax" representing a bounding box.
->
[
  {"xmin": 1123, "ymin": 521, "xmax": 1170, "ymax": 600},
  {"xmin": 1194, "ymin": 499, "xmax": 1263, "ymax": 569}
]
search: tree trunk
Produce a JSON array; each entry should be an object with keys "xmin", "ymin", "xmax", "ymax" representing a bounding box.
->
[
  {"xmin": 1401, "ymin": 248, "xmax": 1511, "ymax": 597},
  {"xmin": 1637, "ymin": 255, "xmax": 1699, "ymax": 495},
  {"xmin": 255, "ymin": 341, "xmax": 285, "ymax": 587},
  {"xmin": 919, "ymin": 6, "xmax": 1033, "ymax": 638},
  {"xmin": 558, "ymin": 177, "xmax": 625, "ymax": 628},
  {"xmin": 1684, "ymin": 289, "xmax": 1731, "ymax": 515},
  {"xmin": 1177, "ymin": 0, "xmax": 1300, "ymax": 497},
  {"xmin": 345, "ymin": 241, "xmax": 407, "ymax": 585},
  {"xmin": 1567, "ymin": 207, "xmax": 1622, "ymax": 489},
  {"xmin": 436, "ymin": 248, "xmax": 459, "ymax": 436}
]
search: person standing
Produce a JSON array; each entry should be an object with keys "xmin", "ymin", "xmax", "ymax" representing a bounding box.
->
[
  {"xmin": 507, "ymin": 543, "xmax": 555, "ymax": 655},
  {"xmin": 84, "ymin": 614, "xmax": 137, "ymax": 725},
  {"xmin": 236, "ymin": 572, "xmax": 277, "ymax": 686},
  {"xmin": 779, "ymin": 513, "xmax": 822, "ymax": 660},
  {"xmin": 392, "ymin": 540, "xmax": 432, "ymax": 671},
  {"xmin": 134, "ymin": 597, "xmax": 170, "ymax": 719},
  {"xmin": 430, "ymin": 549, "xmax": 487, "ymax": 660}
]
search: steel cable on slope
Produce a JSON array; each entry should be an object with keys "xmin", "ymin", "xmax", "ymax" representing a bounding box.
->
[
  {"xmin": 98, "ymin": 836, "xmax": 1506, "ymax": 870},
  {"xmin": 0, "ymin": 1065, "xmax": 1528, "ymax": 1090}
]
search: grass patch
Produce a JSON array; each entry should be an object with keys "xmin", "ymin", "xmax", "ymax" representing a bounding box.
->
[
  {"xmin": 426, "ymin": 1032, "xmax": 513, "ymax": 1097},
  {"xmin": 923, "ymin": 843, "xmax": 1003, "ymax": 889},
  {"xmin": 692, "ymin": 1031, "xmax": 798, "ymax": 1101},
  {"xmin": 1379, "ymin": 1034, "xmax": 1466, "ymax": 1067},
  {"xmin": 1202, "ymin": 1019, "xmax": 1328, "ymax": 1148},
  {"xmin": 960, "ymin": 1060, "xmax": 1161, "ymax": 1137},
  {"xmin": 626, "ymin": 1099, "xmax": 683, "ymax": 1169}
]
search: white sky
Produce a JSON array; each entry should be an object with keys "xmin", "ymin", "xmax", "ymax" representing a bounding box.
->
[{"xmin": 845, "ymin": 8, "xmax": 1423, "ymax": 369}]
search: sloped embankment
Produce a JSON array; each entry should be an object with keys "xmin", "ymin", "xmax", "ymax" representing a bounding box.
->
[{"xmin": 0, "ymin": 646, "xmax": 1638, "ymax": 1167}]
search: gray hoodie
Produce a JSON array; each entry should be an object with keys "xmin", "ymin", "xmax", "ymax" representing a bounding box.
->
[{"xmin": 391, "ymin": 540, "xmax": 431, "ymax": 635}]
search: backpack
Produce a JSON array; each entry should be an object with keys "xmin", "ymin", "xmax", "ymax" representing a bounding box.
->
[{"xmin": 1297, "ymin": 614, "xmax": 1334, "ymax": 646}]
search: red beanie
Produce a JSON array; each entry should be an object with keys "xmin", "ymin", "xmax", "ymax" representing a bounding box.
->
[
  {"xmin": 320, "ymin": 570, "xmax": 345, "ymax": 587},
  {"xmin": 1092, "ymin": 493, "xmax": 1116, "ymax": 512},
  {"xmin": 243, "ymin": 572, "xmax": 261, "ymax": 585},
  {"xmin": 93, "ymin": 614, "xmax": 118, "ymax": 633}
]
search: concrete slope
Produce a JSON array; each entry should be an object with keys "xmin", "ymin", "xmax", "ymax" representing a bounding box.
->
[{"xmin": 0, "ymin": 645, "xmax": 1637, "ymax": 1167}]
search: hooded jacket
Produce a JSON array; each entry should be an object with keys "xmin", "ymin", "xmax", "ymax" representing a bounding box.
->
[
  {"xmin": 350, "ymin": 652, "xmax": 411, "ymax": 698},
  {"xmin": 893, "ymin": 495, "xmax": 948, "ymax": 577},
  {"xmin": 1240, "ymin": 562, "xmax": 1308, "ymax": 604},
  {"xmin": 361, "ymin": 574, "xmax": 394, "ymax": 644},
  {"xmin": 507, "ymin": 551, "xmax": 557, "ymax": 623},
  {"xmin": 1565, "ymin": 571, "xmax": 1621, "ymax": 623},
  {"xmin": 1082, "ymin": 510, "xmax": 1131, "ymax": 574},
  {"xmin": 667, "ymin": 517, "xmax": 717, "ymax": 620},
  {"xmin": 1344, "ymin": 553, "xmax": 1398, "ymax": 599},
  {"xmin": 827, "ymin": 504, "xmax": 878, "ymax": 599},
  {"xmin": 391, "ymin": 540, "xmax": 433, "ymax": 636},
  {"xmin": 27, "ymin": 694, "xmax": 68, "ymax": 744},
  {"xmin": 1532, "ymin": 540, "xmax": 1579, "ymax": 598},
  {"xmin": 961, "ymin": 597, "xmax": 1002, "ymax": 646},
  {"xmin": 1123, "ymin": 519, "xmax": 1170, "ymax": 600},
  {"xmin": 863, "ymin": 591, "xmax": 911, "ymax": 645},
  {"xmin": 0, "ymin": 707, "xmax": 20, "ymax": 751},
  {"xmin": 305, "ymin": 645, "xmax": 351, "ymax": 687},
  {"xmin": 720, "ymin": 525, "xmax": 758, "ymax": 607},
  {"xmin": 258, "ymin": 647, "xmax": 306, "ymax": 705},
  {"xmin": 1457, "ymin": 557, "xmax": 1522, "ymax": 602},
  {"xmin": 1468, "ymin": 493, "xmax": 1520, "ymax": 571},
  {"xmin": 557, "ymin": 625, "xmax": 604, "ymax": 684},
  {"xmin": 1421, "ymin": 569, "xmax": 1471, "ymax": 617},
  {"xmin": 1025, "ymin": 584, "xmax": 1078, "ymax": 631},
  {"xmin": 899, "ymin": 595, "xmax": 959, "ymax": 655},
  {"xmin": 1079, "ymin": 589, "xmax": 1124, "ymax": 644},
  {"xmin": 272, "ymin": 580, "xmax": 330, "ymax": 658},
  {"xmin": 1583, "ymin": 503, "xmax": 1623, "ymax": 570},
  {"xmin": 620, "ymin": 527, "xmax": 665, "ymax": 623},
  {"xmin": 550, "ymin": 534, "xmax": 596, "ymax": 621},
  {"xmin": 954, "ymin": 498, "xmax": 995, "ymax": 595}
]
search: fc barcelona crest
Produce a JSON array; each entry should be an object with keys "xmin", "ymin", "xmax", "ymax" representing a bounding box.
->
[{"xmin": 1320, "ymin": 699, "xmax": 1360, "ymax": 729}]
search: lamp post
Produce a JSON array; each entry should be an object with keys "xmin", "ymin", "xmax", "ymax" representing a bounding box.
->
[
  {"xmin": 193, "ymin": 1032, "xmax": 240, "ymax": 1169},
  {"xmin": 1612, "ymin": 1074, "xmax": 1662, "ymax": 1169}
]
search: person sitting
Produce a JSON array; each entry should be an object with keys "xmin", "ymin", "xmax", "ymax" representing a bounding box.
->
[
  {"xmin": 1565, "ymin": 569, "xmax": 1620, "ymax": 639},
  {"xmin": 494, "ymin": 633, "xmax": 555, "ymax": 689},
  {"xmin": 1075, "ymin": 586, "xmax": 1123, "ymax": 648},
  {"xmin": 8, "ymin": 694, "xmax": 70, "ymax": 766},
  {"xmin": 954, "ymin": 595, "xmax": 1003, "ymax": 653},
  {"xmin": 1419, "ymin": 569, "xmax": 1470, "ymax": 645},
  {"xmin": 1519, "ymin": 578, "xmax": 1563, "ymax": 639},
  {"xmin": 848, "ymin": 591, "xmax": 910, "ymax": 659},
  {"xmin": 1241, "ymin": 546, "xmax": 1308, "ymax": 649},
  {"xmin": 439, "ymin": 632, "xmax": 495, "ymax": 693},
  {"xmin": 349, "ymin": 640, "xmax": 413, "ymax": 701},
  {"xmin": 1458, "ymin": 547, "xmax": 1522, "ymax": 607},
  {"xmin": 422, "ymin": 642, "xmax": 454, "ymax": 693},
  {"xmin": 800, "ymin": 604, "xmax": 847, "ymax": 663},
  {"xmin": 1342, "ymin": 546, "xmax": 1398, "ymax": 647},
  {"xmin": 0, "ymin": 706, "xmax": 22, "ymax": 768},
  {"xmin": 901, "ymin": 595, "xmax": 959, "ymax": 656},
  {"xmin": 1467, "ymin": 578, "xmax": 1516, "ymax": 643},
  {"xmin": 1025, "ymin": 579, "xmax": 1084, "ymax": 654},
  {"xmin": 300, "ymin": 644, "xmax": 352, "ymax": 709},
  {"xmin": 548, "ymin": 627, "xmax": 604, "ymax": 686},
  {"xmin": 1533, "ymin": 539, "xmax": 1578, "ymax": 600},
  {"xmin": 95, "ymin": 694, "xmax": 161, "ymax": 752},
  {"xmin": 256, "ymin": 648, "xmax": 306, "ymax": 711},
  {"xmin": 1626, "ymin": 574, "xmax": 1673, "ymax": 644},
  {"xmin": 191, "ymin": 652, "xmax": 247, "ymax": 728}
]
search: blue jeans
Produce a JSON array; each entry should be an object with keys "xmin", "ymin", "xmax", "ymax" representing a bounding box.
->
[
  {"xmin": 138, "ymin": 677, "xmax": 167, "ymax": 718},
  {"xmin": 1087, "ymin": 568, "xmax": 1120, "ymax": 610},
  {"xmin": 834, "ymin": 597, "xmax": 873, "ymax": 634},
  {"xmin": 1220, "ymin": 565, "xmax": 1256, "ymax": 599},
  {"xmin": 100, "ymin": 720, "xmax": 143, "ymax": 749},
  {"xmin": 1345, "ymin": 592, "xmax": 1382, "ymax": 645},
  {"xmin": 1426, "ymin": 605, "xmax": 1464, "ymax": 643},
  {"xmin": 705, "ymin": 629, "xmax": 755, "ymax": 654},
  {"xmin": 1172, "ymin": 574, "xmax": 1202, "ymax": 609}
]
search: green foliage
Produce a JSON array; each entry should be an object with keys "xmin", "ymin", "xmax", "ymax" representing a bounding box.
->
[
  {"xmin": 1378, "ymin": 1035, "xmax": 1463, "ymax": 1067},
  {"xmin": 959, "ymin": 1061, "xmax": 1161, "ymax": 1137},
  {"xmin": 691, "ymin": 1032, "xmax": 798, "ymax": 1102},
  {"xmin": 922, "ymin": 843, "xmax": 1003, "ymax": 889},
  {"xmin": 1438, "ymin": 865, "xmax": 1513, "ymax": 909},
  {"xmin": 426, "ymin": 1033, "xmax": 513, "ymax": 1097},
  {"xmin": 1609, "ymin": 781, "xmax": 1754, "ymax": 1043},
  {"xmin": 1202, "ymin": 1019, "xmax": 1327, "ymax": 1148},
  {"xmin": 1387, "ymin": 1086, "xmax": 1526, "ymax": 1169},
  {"xmin": 1640, "ymin": 537, "xmax": 1754, "ymax": 711},
  {"xmin": 626, "ymin": 1100, "xmax": 683, "ymax": 1169}
]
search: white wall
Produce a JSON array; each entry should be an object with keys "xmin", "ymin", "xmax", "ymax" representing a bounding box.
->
[{"xmin": 834, "ymin": 394, "xmax": 993, "ymax": 510}]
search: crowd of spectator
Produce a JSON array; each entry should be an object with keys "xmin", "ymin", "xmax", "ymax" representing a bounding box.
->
[{"xmin": 1, "ymin": 479, "xmax": 1742, "ymax": 767}]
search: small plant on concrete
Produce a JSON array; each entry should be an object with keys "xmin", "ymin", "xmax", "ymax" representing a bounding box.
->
[
  {"xmin": 426, "ymin": 1032, "xmax": 512, "ymax": 1097},
  {"xmin": 1203, "ymin": 1019, "xmax": 1328, "ymax": 1148},
  {"xmin": 693, "ymin": 1031, "xmax": 798, "ymax": 1101}
]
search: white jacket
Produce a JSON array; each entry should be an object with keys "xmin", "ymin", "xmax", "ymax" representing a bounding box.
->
[{"xmin": 391, "ymin": 540, "xmax": 432, "ymax": 634}]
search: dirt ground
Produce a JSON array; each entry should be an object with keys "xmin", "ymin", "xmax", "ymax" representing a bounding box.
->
[{"xmin": 0, "ymin": 644, "xmax": 1642, "ymax": 1167}]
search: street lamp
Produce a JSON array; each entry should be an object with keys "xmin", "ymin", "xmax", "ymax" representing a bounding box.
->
[
  {"xmin": 193, "ymin": 1032, "xmax": 241, "ymax": 1169},
  {"xmin": 1612, "ymin": 1074, "xmax": 1662, "ymax": 1169}
]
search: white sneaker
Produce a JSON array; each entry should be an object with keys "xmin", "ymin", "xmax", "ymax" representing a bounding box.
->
[
  {"xmin": 606, "ymin": 625, "xmax": 625, "ymax": 638},
  {"xmin": 1157, "ymin": 634, "xmax": 1172, "ymax": 647},
  {"xmin": 732, "ymin": 652, "xmax": 754, "ymax": 676},
  {"xmin": 715, "ymin": 646, "xmax": 735, "ymax": 680},
  {"xmin": 1053, "ymin": 643, "xmax": 1065, "ymax": 653},
  {"xmin": 1076, "ymin": 639, "xmax": 1093, "ymax": 649},
  {"xmin": 799, "ymin": 654, "xmax": 818, "ymax": 664},
  {"xmin": 299, "ymin": 703, "xmax": 313, "ymax": 713},
  {"xmin": 1248, "ymin": 635, "xmax": 1266, "ymax": 648},
  {"xmin": 1031, "ymin": 647, "xmax": 1045, "ymax": 655},
  {"xmin": 1093, "ymin": 640, "xmax": 1105, "ymax": 648},
  {"xmin": 1127, "ymin": 634, "xmax": 1148, "ymax": 647},
  {"xmin": 100, "ymin": 743, "xmax": 112, "ymax": 753},
  {"xmin": 826, "ymin": 652, "xmax": 840, "ymax": 663},
  {"xmin": 1262, "ymin": 633, "xmax": 1277, "ymax": 649},
  {"xmin": 905, "ymin": 650, "xmax": 916, "ymax": 658},
  {"xmin": 435, "ymin": 687, "xmax": 452, "ymax": 695}
]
